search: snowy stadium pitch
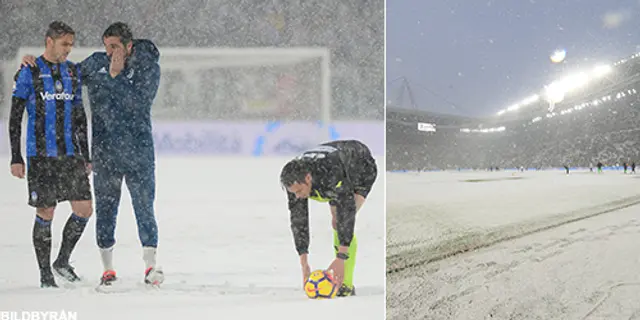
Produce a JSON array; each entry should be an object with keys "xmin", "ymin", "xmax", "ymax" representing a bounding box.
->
[
  {"xmin": 0, "ymin": 157, "xmax": 384, "ymax": 319},
  {"xmin": 387, "ymin": 168, "xmax": 640, "ymax": 319}
]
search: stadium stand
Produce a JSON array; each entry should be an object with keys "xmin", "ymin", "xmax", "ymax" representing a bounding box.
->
[{"xmin": 387, "ymin": 52, "xmax": 640, "ymax": 171}]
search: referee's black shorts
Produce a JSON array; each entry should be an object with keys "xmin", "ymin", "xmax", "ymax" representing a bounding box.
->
[
  {"xmin": 349, "ymin": 143, "xmax": 378, "ymax": 199},
  {"xmin": 329, "ymin": 141, "xmax": 378, "ymax": 206},
  {"xmin": 26, "ymin": 156, "xmax": 92, "ymax": 208}
]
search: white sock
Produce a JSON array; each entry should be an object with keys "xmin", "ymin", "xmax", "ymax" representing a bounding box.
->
[
  {"xmin": 100, "ymin": 246, "xmax": 114, "ymax": 272},
  {"xmin": 142, "ymin": 247, "xmax": 157, "ymax": 269}
]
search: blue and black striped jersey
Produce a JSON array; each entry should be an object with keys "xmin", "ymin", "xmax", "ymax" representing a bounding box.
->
[{"xmin": 9, "ymin": 56, "xmax": 90, "ymax": 164}]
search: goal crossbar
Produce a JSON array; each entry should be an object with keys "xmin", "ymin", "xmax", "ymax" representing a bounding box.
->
[{"xmin": 12, "ymin": 46, "xmax": 332, "ymax": 124}]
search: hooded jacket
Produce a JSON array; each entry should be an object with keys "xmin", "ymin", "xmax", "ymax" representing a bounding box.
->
[{"xmin": 79, "ymin": 39, "xmax": 160, "ymax": 170}]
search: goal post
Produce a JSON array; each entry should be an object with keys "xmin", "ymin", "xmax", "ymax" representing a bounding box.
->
[{"xmin": 10, "ymin": 46, "xmax": 332, "ymax": 123}]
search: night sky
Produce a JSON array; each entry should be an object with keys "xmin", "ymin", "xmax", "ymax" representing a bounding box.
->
[{"xmin": 386, "ymin": 0, "xmax": 640, "ymax": 117}]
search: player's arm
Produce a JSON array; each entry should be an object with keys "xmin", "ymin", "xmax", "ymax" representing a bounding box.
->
[
  {"xmin": 71, "ymin": 64, "xmax": 90, "ymax": 163},
  {"xmin": 288, "ymin": 191, "xmax": 311, "ymax": 257},
  {"xmin": 9, "ymin": 67, "xmax": 33, "ymax": 165},
  {"xmin": 78, "ymin": 53, "xmax": 101, "ymax": 82},
  {"xmin": 104, "ymin": 58, "xmax": 161, "ymax": 110},
  {"xmin": 289, "ymin": 191, "xmax": 312, "ymax": 286},
  {"xmin": 9, "ymin": 98, "xmax": 27, "ymax": 165},
  {"xmin": 332, "ymin": 174, "xmax": 357, "ymax": 254},
  {"xmin": 21, "ymin": 53, "xmax": 93, "ymax": 81}
]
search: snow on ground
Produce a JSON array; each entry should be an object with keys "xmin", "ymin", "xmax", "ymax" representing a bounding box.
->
[
  {"xmin": 387, "ymin": 169, "xmax": 640, "ymax": 270},
  {"xmin": 0, "ymin": 157, "xmax": 384, "ymax": 320},
  {"xmin": 387, "ymin": 169, "xmax": 640, "ymax": 319}
]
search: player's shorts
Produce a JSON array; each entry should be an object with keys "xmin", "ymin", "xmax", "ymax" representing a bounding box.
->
[
  {"xmin": 350, "ymin": 148, "xmax": 378, "ymax": 199},
  {"xmin": 329, "ymin": 141, "xmax": 378, "ymax": 206},
  {"xmin": 26, "ymin": 156, "xmax": 92, "ymax": 208}
]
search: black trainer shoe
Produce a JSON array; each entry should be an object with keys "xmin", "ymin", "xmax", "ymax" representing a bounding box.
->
[
  {"xmin": 40, "ymin": 268, "xmax": 58, "ymax": 288},
  {"xmin": 52, "ymin": 260, "xmax": 81, "ymax": 282},
  {"xmin": 336, "ymin": 284, "xmax": 356, "ymax": 297}
]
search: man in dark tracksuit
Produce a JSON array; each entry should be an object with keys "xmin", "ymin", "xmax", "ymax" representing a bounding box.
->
[
  {"xmin": 82, "ymin": 23, "xmax": 162, "ymax": 287},
  {"xmin": 280, "ymin": 140, "xmax": 378, "ymax": 297},
  {"xmin": 20, "ymin": 22, "xmax": 163, "ymax": 287}
]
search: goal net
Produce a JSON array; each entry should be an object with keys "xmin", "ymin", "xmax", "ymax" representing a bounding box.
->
[{"xmin": 7, "ymin": 46, "xmax": 331, "ymax": 123}]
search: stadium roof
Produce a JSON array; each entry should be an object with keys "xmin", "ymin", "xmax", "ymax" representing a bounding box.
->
[
  {"xmin": 386, "ymin": 106, "xmax": 487, "ymax": 125},
  {"xmin": 388, "ymin": 51, "xmax": 640, "ymax": 127}
]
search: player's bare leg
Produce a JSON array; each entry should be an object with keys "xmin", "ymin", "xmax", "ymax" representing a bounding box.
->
[
  {"xmin": 330, "ymin": 194, "xmax": 366, "ymax": 297},
  {"xmin": 33, "ymin": 207, "xmax": 56, "ymax": 288},
  {"xmin": 52, "ymin": 200, "xmax": 92, "ymax": 283}
]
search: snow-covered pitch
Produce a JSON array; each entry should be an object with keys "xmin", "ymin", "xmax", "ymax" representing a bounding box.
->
[
  {"xmin": 0, "ymin": 157, "xmax": 384, "ymax": 319},
  {"xmin": 387, "ymin": 169, "xmax": 640, "ymax": 319}
]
